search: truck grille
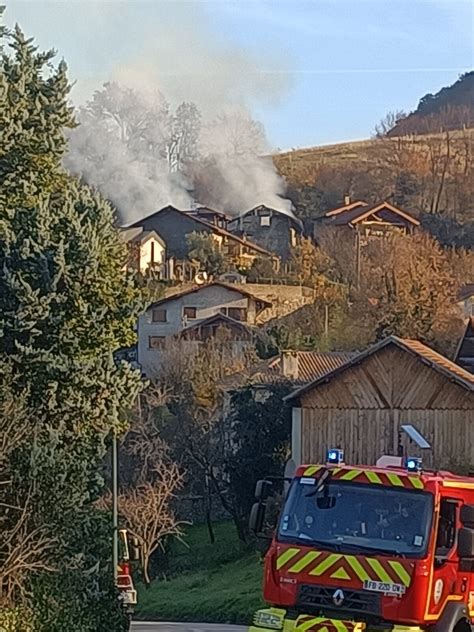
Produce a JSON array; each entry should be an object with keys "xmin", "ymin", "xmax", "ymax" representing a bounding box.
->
[{"xmin": 297, "ymin": 584, "xmax": 381, "ymax": 618}]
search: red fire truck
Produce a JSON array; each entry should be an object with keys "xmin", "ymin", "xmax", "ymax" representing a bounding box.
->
[
  {"xmin": 117, "ymin": 528, "xmax": 140, "ymax": 627},
  {"xmin": 249, "ymin": 449, "xmax": 474, "ymax": 632}
]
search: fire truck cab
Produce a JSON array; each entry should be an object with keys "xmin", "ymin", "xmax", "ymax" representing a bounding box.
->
[{"xmin": 249, "ymin": 449, "xmax": 474, "ymax": 632}]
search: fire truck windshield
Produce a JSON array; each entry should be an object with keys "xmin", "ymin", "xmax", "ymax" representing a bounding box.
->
[{"xmin": 278, "ymin": 478, "xmax": 433, "ymax": 557}]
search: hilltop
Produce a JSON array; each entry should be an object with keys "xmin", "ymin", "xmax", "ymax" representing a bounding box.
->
[{"xmin": 388, "ymin": 71, "xmax": 474, "ymax": 136}]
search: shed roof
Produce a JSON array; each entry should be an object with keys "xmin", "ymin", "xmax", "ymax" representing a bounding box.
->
[
  {"xmin": 285, "ymin": 335, "xmax": 474, "ymax": 403},
  {"xmin": 147, "ymin": 281, "xmax": 272, "ymax": 311}
]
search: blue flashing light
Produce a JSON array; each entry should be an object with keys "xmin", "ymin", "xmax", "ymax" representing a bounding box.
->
[
  {"xmin": 406, "ymin": 457, "xmax": 423, "ymax": 473},
  {"xmin": 327, "ymin": 448, "xmax": 344, "ymax": 465}
]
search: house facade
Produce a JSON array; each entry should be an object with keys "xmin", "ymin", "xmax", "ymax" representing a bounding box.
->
[
  {"xmin": 119, "ymin": 227, "xmax": 167, "ymax": 276},
  {"xmin": 137, "ymin": 282, "xmax": 271, "ymax": 376},
  {"xmin": 228, "ymin": 205, "xmax": 304, "ymax": 261},
  {"xmin": 127, "ymin": 205, "xmax": 277, "ymax": 276},
  {"xmin": 313, "ymin": 199, "xmax": 420, "ymax": 243},
  {"xmin": 286, "ymin": 336, "xmax": 474, "ymax": 471}
]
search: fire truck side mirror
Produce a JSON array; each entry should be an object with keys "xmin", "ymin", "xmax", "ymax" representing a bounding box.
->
[
  {"xmin": 255, "ymin": 479, "xmax": 272, "ymax": 501},
  {"xmin": 129, "ymin": 536, "xmax": 140, "ymax": 562},
  {"xmin": 249, "ymin": 501, "xmax": 265, "ymax": 535}
]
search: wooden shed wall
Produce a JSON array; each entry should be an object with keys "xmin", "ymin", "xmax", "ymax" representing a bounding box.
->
[
  {"xmin": 301, "ymin": 409, "xmax": 474, "ymax": 470},
  {"xmin": 298, "ymin": 345, "xmax": 474, "ymax": 470}
]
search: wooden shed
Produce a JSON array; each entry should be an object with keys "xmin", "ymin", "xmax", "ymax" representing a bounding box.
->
[{"xmin": 286, "ymin": 336, "xmax": 474, "ymax": 471}]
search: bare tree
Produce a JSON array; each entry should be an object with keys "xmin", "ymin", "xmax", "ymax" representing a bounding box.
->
[
  {"xmin": 0, "ymin": 374, "xmax": 56, "ymax": 608},
  {"xmin": 373, "ymin": 110, "xmax": 407, "ymax": 138},
  {"xmin": 111, "ymin": 461, "xmax": 184, "ymax": 585}
]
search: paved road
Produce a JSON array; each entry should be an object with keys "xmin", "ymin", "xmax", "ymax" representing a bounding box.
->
[{"xmin": 132, "ymin": 623, "xmax": 248, "ymax": 632}]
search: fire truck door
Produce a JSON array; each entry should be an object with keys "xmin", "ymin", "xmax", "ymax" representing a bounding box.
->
[{"xmin": 427, "ymin": 499, "xmax": 463, "ymax": 620}]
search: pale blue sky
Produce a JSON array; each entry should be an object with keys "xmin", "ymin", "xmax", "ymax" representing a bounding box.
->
[{"xmin": 4, "ymin": 0, "xmax": 473, "ymax": 149}]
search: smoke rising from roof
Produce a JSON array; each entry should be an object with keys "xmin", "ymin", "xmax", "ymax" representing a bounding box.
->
[{"xmin": 64, "ymin": 1, "xmax": 294, "ymax": 222}]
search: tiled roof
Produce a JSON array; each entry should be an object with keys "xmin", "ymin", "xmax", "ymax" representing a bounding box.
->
[
  {"xmin": 127, "ymin": 205, "xmax": 275, "ymax": 257},
  {"xmin": 400, "ymin": 337, "xmax": 474, "ymax": 388},
  {"xmin": 327, "ymin": 202, "xmax": 420, "ymax": 227},
  {"xmin": 325, "ymin": 200, "xmax": 368, "ymax": 217},
  {"xmin": 290, "ymin": 351, "xmax": 358, "ymax": 384},
  {"xmin": 286, "ymin": 335, "xmax": 474, "ymax": 402}
]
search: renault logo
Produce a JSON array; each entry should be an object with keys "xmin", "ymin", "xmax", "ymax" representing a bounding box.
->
[{"xmin": 333, "ymin": 589, "xmax": 345, "ymax": 606}]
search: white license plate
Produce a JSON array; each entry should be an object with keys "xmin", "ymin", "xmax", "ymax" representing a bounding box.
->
[{"xmin": 363, "ymin": 579, "xmax": 405, "ymax": 595}]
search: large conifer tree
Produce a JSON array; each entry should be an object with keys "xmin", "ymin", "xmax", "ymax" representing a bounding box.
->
[{"xmin": 0, "ymin": 15, "xmax": 142, "ymax": 630}]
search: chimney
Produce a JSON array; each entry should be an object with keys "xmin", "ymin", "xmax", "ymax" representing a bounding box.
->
[
  {"xmin": 282, "ymin": 351, "xmax": 298, "ymax": 380},
  {"xmin": 344, "ymin": 195, "xmax": 351, "ymax": 206}
]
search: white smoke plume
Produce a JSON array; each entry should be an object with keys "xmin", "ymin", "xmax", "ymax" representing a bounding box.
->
[{"xmin": 64, "ymin": 1, "xmax": 294, "ymax": 223}]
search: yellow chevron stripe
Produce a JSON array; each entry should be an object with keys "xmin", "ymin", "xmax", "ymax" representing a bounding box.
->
[
  {"xmin": 276, "ymin": 547, "xmax": 300, "ymax": 570},
  {"xmin": 303, "ymin": 465, "xmax": 322, "ymax": 476},
  {"xmin": 389, "ymin": 560, "xmax": 412, "ymax": 587},
  {"xmin": 346, "ymin": 555, "xmax": 371, "ymax": 582},
  {"xmin": 367, "ymin": 557, "xmax": 393, "ymax": 583},
  {"xmin": 309, "ymin": 553, "xmax": 342, "ymax": 576},
  {"xmin": 365, "ymin": 471, "xmax": 383, "ymax": 484},
  {"xmin": 340, "ymin": 469, "xmax": 361, "ymax": 481},
  {"xmin": 295, "ymin": 618, "xmax": 323, "ymax": 632},
  {"xmin": 288, "ymin": 551, "xmax": 321, "ymax": 573},
  {"xmin": 330, "ymin": 566, "xmax": 351, "ymax": 580},
  {"xmin": 408, "ymin": 476, "xmax": 424, "ymax": 489},
  {"xmin": 386, "ymin": 473, "xmax": 404, "ymax": 487}
]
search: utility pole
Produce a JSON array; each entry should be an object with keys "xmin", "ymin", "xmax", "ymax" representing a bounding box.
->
[
  {"xmin": 112, "ymin": 431, "xmax": 118, "ymax": 582},
  {"xmin": 355, "ymin": 230, "xmax": 361, "ymax": 290}
]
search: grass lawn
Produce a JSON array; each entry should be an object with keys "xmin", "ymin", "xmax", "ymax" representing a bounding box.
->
[{"xmin": 135, "ymin": 521, "xmax": 265, "ymax": 624}]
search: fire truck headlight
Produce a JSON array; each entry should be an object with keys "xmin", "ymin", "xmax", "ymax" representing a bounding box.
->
[{"xmin": 253, "ymin": 608, "xmax": 285, "ymax": 629}]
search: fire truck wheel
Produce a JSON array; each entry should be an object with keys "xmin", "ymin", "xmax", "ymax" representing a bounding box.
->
[{"xmin": 432, "ymin": 602, "xmax": 470, "ymax": 632}]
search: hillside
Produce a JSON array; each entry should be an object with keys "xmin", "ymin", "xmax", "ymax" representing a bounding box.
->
[
  {"xmin": 388, "ymin": 71, "xmax": 474, "ymax": 136},
  {"xmin": 273, "ymin": 127, "xmax": 473, "ymax": 239}
]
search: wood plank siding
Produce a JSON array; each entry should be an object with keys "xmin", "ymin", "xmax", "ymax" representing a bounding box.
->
[{"xmin": 296, "ymin": 344, "xmax": 474, "ymax": 471}]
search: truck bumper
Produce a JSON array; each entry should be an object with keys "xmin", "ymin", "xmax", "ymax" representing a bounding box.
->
[
  {"xmin": 250, "ymin": 609, "xmax": 425, "ymax": 632},
  {"xmin": 250, "ymin": 609, "xmax": 366, "ymax": 631}
]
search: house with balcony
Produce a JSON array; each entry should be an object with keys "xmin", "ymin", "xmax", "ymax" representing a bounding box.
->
[
  {"xmin": 126, "ymin": 205, "xmax": 278, "ymax": 279},
  {"xmin": 313, "ymin": 199, "xmax": 420, "ymax": 244},
  {"xmin": 137, "ymin": 281, "xmax": 271, "ymax": 376}
]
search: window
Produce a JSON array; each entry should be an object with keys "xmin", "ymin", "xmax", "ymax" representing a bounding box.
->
[
  {"xmin": 148, "ymin": 336, "xmax": 165, "ymax": 349},
  {"xmin": 260, "ymin": 216, "xmax": 270, "ymax": 227},
  {"xmin": 152, "ymin": 308, "xmax": 167, "ymax": 322},
  {"xmin": 221, "ymin": 307, "xmax": 248, "ymax": 321},
  {"xmin": 183, "ymin": 306, "xmax": 197, "ymax": 319},
  {"xmin": 435, "ymin": 499, "xmax": 457, "ymax": 556}
]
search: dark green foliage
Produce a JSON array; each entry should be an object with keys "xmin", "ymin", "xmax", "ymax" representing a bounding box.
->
[
  {"xmin": 186, "ymin": 230, "xmax": 226, "ymax": 278},
  {"xmin": 0, "ymin": 19, "xmax": 142, "ymax": 629},
  {"xmin": 224, "ymin": 383, "xmax": 293, "ymax": 536}
]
